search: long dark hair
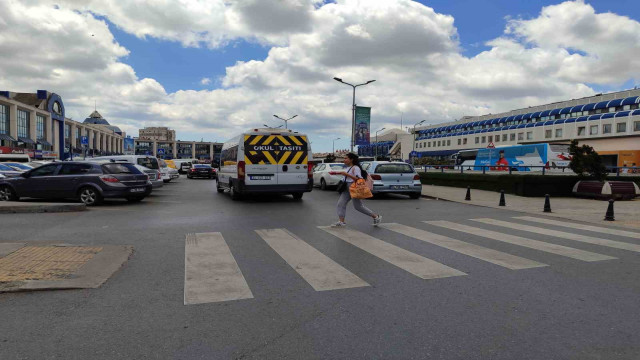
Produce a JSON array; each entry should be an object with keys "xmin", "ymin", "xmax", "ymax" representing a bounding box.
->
[{"xmin": 346, "ymin": 153, "xmax": 362, "ymax": 169}]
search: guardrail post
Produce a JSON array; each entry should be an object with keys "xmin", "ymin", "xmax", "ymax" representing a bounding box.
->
[
  {"xmin": 441, "ymin": 167, "xmax": 444, "ymax": 173},
  {"xmin": 604, "ymin": 199, "xmax": 615, "ymax": 221},
  {"xmin": 499, "ymin": 190, "xmax": 506, "ymax": 206},
  {"xmin": 543, "ymin": 194, "xmax": 551, "ymax": 213},
  {"xmin": 465, "ymin": 186, "xmax": 471, "ymax": 201},
  {"xmin": 460, "ymin": 166, "xmax": 463, "ymax": 174},
  {"xmin": 482, "ymin": 166, "xmax": 486, "ymax": 175},
  {"xmin": 616, "ymin": 167, "xmax": 620, "ymax": 177},
  {"xmin": 542, "ymin": 166, "xmax": 546, "ymax": 175},
  {"xmin": 509, "ymin": 167, "xmax": 512, "ymax": 175}
]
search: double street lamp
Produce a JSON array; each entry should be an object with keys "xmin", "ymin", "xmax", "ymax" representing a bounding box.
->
[
  {"xmin": 375, "ymin": 127, "xmax": 386, "ymax": 159},
  {"xmin": 273, "ymin": 114, "xmax": 297, "ymax": 129},
  {"xmin": 412, "ymin": 120, "xmax": 426, "ymax": 165},
  {"xmin": 333, "ymin": 77, "xmax": 376, "ymax": 152},
  {"xmin": 263, "ymin": 124, "xmax": 283, "ymax": 129}
]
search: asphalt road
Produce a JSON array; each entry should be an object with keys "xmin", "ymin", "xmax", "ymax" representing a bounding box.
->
[{"xmin": 1, "ymin": 178, "xmax": 640, "ymax": 359}]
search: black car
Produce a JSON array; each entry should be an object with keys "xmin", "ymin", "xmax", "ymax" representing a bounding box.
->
[
  {"xmin": 0, "ymin": 161, "xmax": 152, "ymax": 206},
  {"xmin": 187, "ymin": 164, "xmax": 216, "ymax": 179}
]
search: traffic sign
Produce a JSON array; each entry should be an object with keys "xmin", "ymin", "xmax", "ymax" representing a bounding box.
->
[
  {"xmin": 487, "ymin": 142, "xmax": 495, "ymax": 148},
  {"xmin": 157, "ymin": 148, "xmax": 165, "ymax": 155},
  {"xmin": 81, "ymin": 136, "xmax": 89, "ymax": 146}
]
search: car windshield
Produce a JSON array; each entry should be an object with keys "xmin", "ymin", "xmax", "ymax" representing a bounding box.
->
[
  {"xmin": 375, "ymin": 164, "xmax": 414, "ymax": 174},
  {"xmin": 6, "ymin": 163, "xmax": 32, "ymax": 170},
  {"xmin": 329, "ymin": 164, "xmax": 346, "ymax": 170},
  {"xmin": 137, "ymin": 157, "xmax": 159, "ymax": 169},
  {"xmin": 193, "ymin": 164, "xmax": 211, "ymax": 168},
  {"xmin": 102, "ymin": 163, "xmax": 143, "ymax": 174}
]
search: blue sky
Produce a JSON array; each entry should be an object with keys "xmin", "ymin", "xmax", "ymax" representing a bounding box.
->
[{"xmin": 112, "ymin": 0, "xmax": 640, "ymax": 94}]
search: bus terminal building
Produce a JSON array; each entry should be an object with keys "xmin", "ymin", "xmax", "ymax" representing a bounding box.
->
[{"xmin": 392, "ymin": 88, "xmax": 640, "ymax": 167}]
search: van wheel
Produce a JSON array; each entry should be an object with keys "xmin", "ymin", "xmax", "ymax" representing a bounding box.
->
[
  {"xmin": 0, "ymin": 186, "xmax": 18, "ymax": 201},
  {"xmin": 320, "ymin": 178, "xmax": 327, "ymax": 190},
  {"xmin": 292, "ymin": 192, "xmax": 303, "ymax": 200},
  {"xmin": 78, "ymin": 187, "xmax": 102, "ymax": 206},
  {"xmin": 216, "ymin": 180, "xmax": 224, "ymax": 193},
  {"xmin": 229, "ymin": 181, "xmax": 241, "ymax": 200}
]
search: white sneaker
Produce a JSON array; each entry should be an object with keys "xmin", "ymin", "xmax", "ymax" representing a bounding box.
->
[
  {"xmin": 373, "ymin": 215, "xmax": 382, "ymax": 226},
  {"xmin": 331, "ymin": 221, "xmax": 347, "ymax": 227}
]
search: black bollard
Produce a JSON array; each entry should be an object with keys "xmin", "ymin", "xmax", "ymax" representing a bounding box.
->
[
  {"xmin": 499, "ymin": 190, "xmax": 506, "ymax": 206},
  {"xmin": 543, "ymin": 194, "xmax": 552, "ymax": 213},
  {"xmin": 604, "ymin": 199, "xmax": 615, "ymax": 221},
  {"xmin": 465, "ymin": 186, "xmax": 471, "ymax": 201}
]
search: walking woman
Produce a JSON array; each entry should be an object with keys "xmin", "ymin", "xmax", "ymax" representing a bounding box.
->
[{"xmin": 331, "ymin": 153, "xmax": 381, "ymax": 227}]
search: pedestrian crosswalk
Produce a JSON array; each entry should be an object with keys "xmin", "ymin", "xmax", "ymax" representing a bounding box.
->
[{"xmin": 184, "ymin": 217, "xmax": 640, "ymax": 305}]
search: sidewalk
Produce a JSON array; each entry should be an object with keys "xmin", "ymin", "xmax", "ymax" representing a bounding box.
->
[
  {"xmin": 0, "ymin": 201, "xmax": 86, "ymax": 214},
  {"xmin": 421, "ymin": 185, "xmax": 640, "ymax": 229}
]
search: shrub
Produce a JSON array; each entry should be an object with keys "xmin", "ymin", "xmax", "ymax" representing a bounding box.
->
[{"xmin": 569, "ymin": 140, "xmax": 607, "ymax": 181}]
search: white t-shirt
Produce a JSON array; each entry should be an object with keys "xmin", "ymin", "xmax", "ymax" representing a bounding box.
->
[{"xmin": 345, "ymin": 166, "xmax": 362, "ymax": 183}]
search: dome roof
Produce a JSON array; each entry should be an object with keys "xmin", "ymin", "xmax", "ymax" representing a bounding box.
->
[
  {"xmin": 83, "ymin": 109, "xmax": 111, "ymax": 125},
  {"xmin": 105, "ymin": 125, "xmax": 123, "ymax": 135}
]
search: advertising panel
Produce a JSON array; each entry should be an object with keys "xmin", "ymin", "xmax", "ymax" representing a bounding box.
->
[
  {"xmin": 124, "ymin": 137, "xmax": 135, "ymax": 155},
  {"xmin": 354, "ymin": 106, "xmax": 371, "ymax": 146}
]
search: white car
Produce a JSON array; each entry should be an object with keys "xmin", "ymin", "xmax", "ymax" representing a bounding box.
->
[
  {"xmin": 313, "ymin": 163, "xmax": 347, "ymax": 190},
  {"xmin": 158, "ymin": 159, "xmax": 176, "ymax": 183}
]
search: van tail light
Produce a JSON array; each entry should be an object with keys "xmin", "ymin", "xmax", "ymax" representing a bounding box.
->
[
  {"xmin": 371, "ymin": 174, "xmax": 382, "ymax": 180},
  {"xmin": 238, "ymin": 161, "xmax": 245, "ymax": 180},
  {"xmin": 157, "ymin": 171, "xmax": 162, "ymax": 179},
  {"xmin": 307, "ymin": 165, "xmax": 313, "ymax": 179},
  {"xmin": 413, "ymin": 174, "xmax": 420, "ymax": 181},
  {"xmin": 99, "ymin": 175, "xmax": 120, "ymax": 183}
]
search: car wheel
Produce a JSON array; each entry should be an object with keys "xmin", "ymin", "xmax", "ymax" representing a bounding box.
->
[
  {"xmin": 320, "ymin": 178, "xmax": 327, "ymax": 191},
  {"xmin": 229, "ymin": 181, "xmax": 241, "ymax": 200},
  {"xmin": 0, "ymin": 186, "xmax": 18, "ymax": 201},
  {"xmin": 187, "ymin": 175, "xmax": 192, "ymax": 179},
  {"xmin": 292, "ymin": 192, "xmax": 303, "ymax": 200},
  {"xmin": 126, "ymin": 197, "xmax": 145, "ymax": 202},
  {"xmin": 409, "ymin": 192, "xmax": 421, "ymax": 199},
  {"xmin": 216, "ymin": 180, "xmax": 224, "ymax": 193},
  {"xmin": 78, "ymin": 187, "xmax": 102, "ymax": 206},
  {"xmin": 163, "ymin": 179, "xmax": 171, "ymax": 183}
]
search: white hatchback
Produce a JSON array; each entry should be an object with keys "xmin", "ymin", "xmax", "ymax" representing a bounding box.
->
[{"xmin": 313, "ymin": 163, "xmax": 347, "ymax": 190}]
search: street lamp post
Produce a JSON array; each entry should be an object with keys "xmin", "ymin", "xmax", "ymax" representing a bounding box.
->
[
  {"xmin": 333, "ymin": 77, "xmax": 376, "ymax": 152},
  {"xmin": 273, "ymin": 114, "xmax": 297, "ymax": 129},
  {"xmin": 375, "ymin": 127, "xmax": 386, "ymax": 160},
  {"xmin": 412, "ymin": 120, "xmax": 425, "ymax": 165},
  {"xmin": 332, "ymin": 137, "xmax": 341, "ymax": 157}
]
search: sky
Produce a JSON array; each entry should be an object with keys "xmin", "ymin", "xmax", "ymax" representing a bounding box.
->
[{"xmin": 1, "ymin": 0, "xmax": 639, "ymax": 152}]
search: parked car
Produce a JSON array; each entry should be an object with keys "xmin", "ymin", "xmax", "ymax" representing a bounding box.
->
[
  {"xmin": 361, "ymin": 161, "xmax": 422, "ymax": 199},
  {"xmin": 0, "ymin": 161, "xmax": 152, "ymax": 205},
  {"xmin": 313, "ymin": 163, "xmax": 347, "ymax": 190},
  {"xmin": 187, "ymin": 164, "xmax": 216, "ymax": 179},
  {"xmin": 0, "ymin": 163, "xmax": 22, "ymax": 178},
  {"xmin": 158, "ymin": 159, "xmax": 176, "ymax": 183},
  {"xmin": 89, "ymin": 155, "xmax": 164, "ymax": 189},
  {"xmin": 2, "ymin": 162, "xmax": 33, "ymax": 172}
]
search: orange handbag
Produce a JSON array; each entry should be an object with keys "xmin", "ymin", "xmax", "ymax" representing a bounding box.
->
[{"xmin": 349, "ymin": 178, "xmax": 373, "ymax": 199}]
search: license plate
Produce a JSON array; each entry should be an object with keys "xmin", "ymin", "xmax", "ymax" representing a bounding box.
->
[
  {"xmin": 130, "ymin": 188, "xmax": 145, "ymax": 193},
  {"xmin": 250, "ymin": 176, "xmax": 271, "ymax": 180},
  {"xmin": 391, "ymin": 185, "xmax": 409, "ymax": 190}
]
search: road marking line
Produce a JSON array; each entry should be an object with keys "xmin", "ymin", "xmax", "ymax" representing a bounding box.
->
[
  {"xmin": 426, "ymin": 221, "xmax": 616, "ymax": 262},
  {"xmin": 381, "ymin": 223, "xmax": 546, "ymax": 269},
  {"xmin": 255, "ymin": 229, "xmax": 369, "ymax": 291},
  {"xmin": 318, "ymin": 226, "xmax": 466, "ymax": 280},
  {"xmin": 514, "ymin": 216, "xmax": 640, "ymax": 239},
  {"xmin": 184, "ymin": 232, "xmax": 253, "ymax": 305},
  {"xmin": 472, "ymin": 218, "xmax": 640, "ymax": 253}
]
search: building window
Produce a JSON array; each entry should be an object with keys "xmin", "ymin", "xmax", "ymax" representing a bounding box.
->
[
  {"xmin": 577, "ymin": 127, "xmax": 586, "ymax": 136},
  {"xmin": 447, "ymin": 140, "xmax": 451, "ymax": 146},
  {"xmin": 517, "ymin": 133, "xmax": 524, "ymax": 141},
  {"xmin": 0, "ymin": 104, "xmax": 8, "ymax": 134},
  {"xmin": 590, "ymin": 125, "xmax": 598, "ymax": 135},
  {"xmin": 437, "ymin": 141, "xmax": 440, "ymax": 146},
  {"xmin": 481, "ymin": 136, "xmax": 486, "ymax": 143},
  {"xmin": 475, "ymin": 137, "xmax": 479, "ymax": 144},
  {"xmin": 617, "ymin": 122, "xmax": 627, "ymax": 133},
  {"xmin": 545, "ymin": 130, "xmax": 552, "ymax": 139},
  {"xmin": 602, "ymin": 124, "xmax": 612, "ymax": 134},
  {"xmin": 488, "ymin": 136, "xmax": 493, "ymax": 142},
  {"xmin": 527, "ymin": 131, "xmax": 533, "ymax": 140},
  {"xmin": 463, "ymin": 138, "xmax": 467, "ymax": 145},
  {"xmin": 635, "ymin": 121, "xmax": 640, "ymax": 132},
  {"xmin": 502, "ymin": 134, "xmax": 507, "ymax": 142},
  {"xmin": 36, "ymin": 114, "xmax": 45, "ymax": 140},
  {"xmin": 457, "ymin": 139, "xmax": 461, "ymax": 145},
  {"xmin": 494, "ymin": 136, "xmax": 499, "ymax": 143},
  {"xmin": 427, "ymin": 142, "xmax": 431, "ymax": 148},
  {"xmin": 510, "ymin": 133, "xmax": 516, "ymax": 141},
  {"xmin": 555, "ymin": 129, "xmax": 563, "ymax": 138},
  {"xmin": 17, "ymin": 110, "xmax": 29, "ymax": 138}
]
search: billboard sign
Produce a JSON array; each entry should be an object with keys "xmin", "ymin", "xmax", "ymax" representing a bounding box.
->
[
  {"xmin": 124, "ymin": 137, "xmax": 135, "ymax": 155},
  {"xmin": 354, "ymin": 106, "xmax": 371, "ymax": 146}
]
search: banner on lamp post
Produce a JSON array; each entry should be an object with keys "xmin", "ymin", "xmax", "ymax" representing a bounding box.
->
[{"xmin": 354, "ymin": 106, "xmax": 371, "ymax": 146}]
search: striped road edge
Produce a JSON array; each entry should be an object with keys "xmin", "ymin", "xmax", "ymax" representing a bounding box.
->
[
  {"xmin": 318, "ymin": 226, "xmax": 466, "ymax": 280},
  {"xmin": 381, "ymin": 223, "xmax": 547, "ymax": 270},
  {"xmin": 255, "ymin": 228, "xmax": 369, "ymax": 291},
  {"xmin": 184, "ymin": 232, "xmax": 253, "ymax": 305}
]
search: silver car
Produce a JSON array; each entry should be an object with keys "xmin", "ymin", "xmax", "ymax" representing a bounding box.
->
[
  {"xmin": 313, "ymin": 163, "xmax": 347, "ymax": 190},
  {"xmin": 361, "ymin": 161, "xmax": 422, "ymax": 199}
]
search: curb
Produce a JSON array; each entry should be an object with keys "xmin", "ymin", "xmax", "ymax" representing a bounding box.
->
[{"xmin": 0, "ymin": 203, "xmax": 86, "ymax": 214}]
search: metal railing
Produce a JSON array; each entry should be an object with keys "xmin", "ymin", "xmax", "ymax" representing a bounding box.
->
[{"xmin": 415, "ymin": 165, "xmax": 640, "ymax": 176}]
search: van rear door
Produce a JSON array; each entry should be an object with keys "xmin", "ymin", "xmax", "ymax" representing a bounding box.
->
[
  {"xmin": 274, "ymin": 134, "xmax": 309, "ymax": 185},
  {"xmin": 243, "ymin": 134, "xmax": 309, "ymax": 186}
]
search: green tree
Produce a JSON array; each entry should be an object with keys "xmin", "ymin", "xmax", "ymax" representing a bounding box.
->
[
  {"xmin": 324, "ymin": 153, "xmax": 336, "ymax": 163},
  {"xmin": 569, "ymin": 140, "xmax": 607, "ymax": 181}
]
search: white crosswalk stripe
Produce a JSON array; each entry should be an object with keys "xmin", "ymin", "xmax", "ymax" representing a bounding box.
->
[
  {"xmin": 380, "ymin": 223, "xmax": 547, "ymax": 270},
  {"xmin": 184, "ymin": 232, "xmax": 253, "ymax": 305},
  {"xmin": 255, "ymin": 228, "xmax": 369, "ymax": 291},
  {"xmin": 472, "ymin": 218, "xmax": 640, "ymax": 253},
  {"xmin": 319, "ymin": 226, "xmax": 466, "ymax": 280},
  {"xmin": 514, "ymin": 216, "xmax": 640, "ymax": 239},
  {"xmin": 426, "ymin": 221, "xmax": 616, "ymax": 262}
]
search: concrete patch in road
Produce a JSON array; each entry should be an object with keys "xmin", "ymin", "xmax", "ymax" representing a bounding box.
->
[
  {"xmin": 0, "ymin": 202, "xmax": 86, "ymax": 214},
  {"xmin": 0, "ymin": 244, "xmax": 133, "ymax": 293}
]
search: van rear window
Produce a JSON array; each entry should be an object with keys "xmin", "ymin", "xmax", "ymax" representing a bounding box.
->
[
  {"xmin": 375, "ymin": 164, "xmax": 414, "ymax": 174},
  {"xmin": 137, "ymin": 157, "xmax": 159, "ymax": 169}
]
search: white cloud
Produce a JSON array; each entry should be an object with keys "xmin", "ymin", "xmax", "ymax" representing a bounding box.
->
[{"xmin": 1, "ymin": 0, "xmax": 640, "ymax": 151}]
